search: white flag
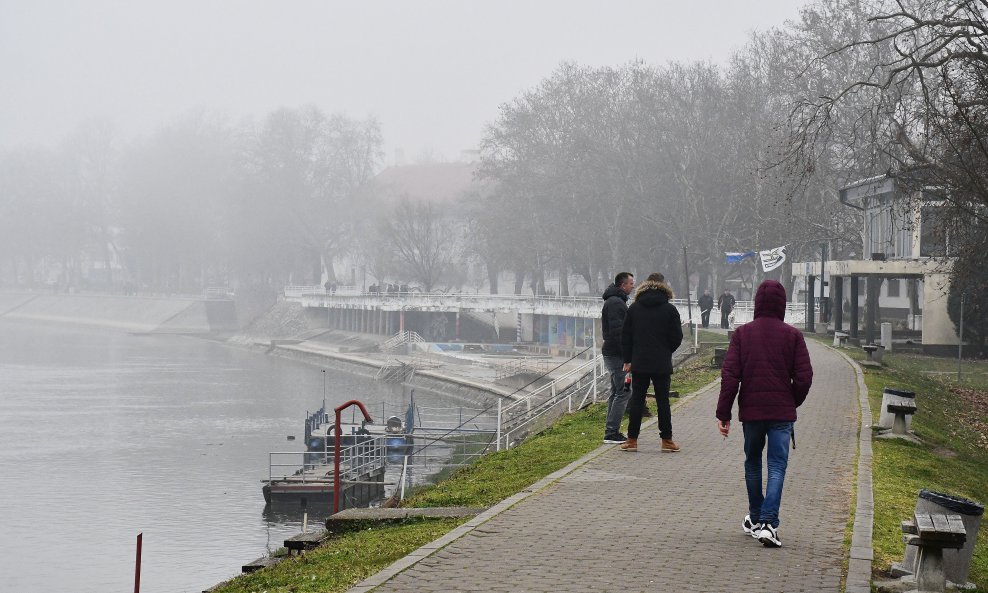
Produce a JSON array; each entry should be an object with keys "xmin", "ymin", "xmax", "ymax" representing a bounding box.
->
[{"xmin": 759, "ymin": 245, "xmax": 787, "ymax": 272}]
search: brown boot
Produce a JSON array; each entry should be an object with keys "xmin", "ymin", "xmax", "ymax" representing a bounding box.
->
[
  {"xmin": 619, "ymin": 438, "xmax": 638, "ymax": 452},
  {"xmin": 661, "ymin": 439, "xmax": 681, "ymax": 453}
]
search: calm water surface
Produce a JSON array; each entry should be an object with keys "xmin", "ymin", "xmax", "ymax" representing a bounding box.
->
[{"xmin": 0, "ymin": 320, "xmax": 453, "ymax": 593}]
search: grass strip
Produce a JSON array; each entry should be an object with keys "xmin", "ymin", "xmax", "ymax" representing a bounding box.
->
[
  {"xmin": 810, "ymin": 336, "xmax": 988, "ymax": 591},
  {"xmin": 210, "ymin": 341, "xmax": 723, "ymax": 593}
]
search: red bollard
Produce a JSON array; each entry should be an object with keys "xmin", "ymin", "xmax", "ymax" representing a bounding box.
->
[{"xmin": 134, "ymin": 532, "xmax": 142, "ymax": 593}]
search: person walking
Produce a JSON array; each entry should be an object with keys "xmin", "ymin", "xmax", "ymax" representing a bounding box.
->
[
  {"xmin": 715, "ymin": 280, "xmax": 813, "ymax": 548},
  {"xmin": 698, "ymin": 289, "xmax": 714, "ymax": 329},
  {"xmin": 718, "ymin": 289, "xmax": 736, "ymax": 329},
  {"xmin": 620, "ymin": 273, "xmax": 683, "ymax": 453},
  {"xmin": 601, "ymin": 272, "xmax": 635, "ymax": 444}
]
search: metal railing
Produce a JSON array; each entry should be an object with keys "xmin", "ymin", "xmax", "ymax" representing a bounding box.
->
[
  {"xmin": 284, "ymin": 287, "xmax": 813, "ymax": 328},
  {"xmin": 493, "ymin": 356, "xmax": 551, "ymax": 380},
  {"xmin": 267, "ymin": 436, "xmax": 388, "ymax": 485},
  {"xmin": 495, "ymin": 355, "xmax": 607, "ymax": 450},
  {"xmin": 382, "ymin": 330, "xmax": 424, "ymax": 352},
  {"xmin": 203, "ymin": 286, "xmax": 234, "ymax": 300}
]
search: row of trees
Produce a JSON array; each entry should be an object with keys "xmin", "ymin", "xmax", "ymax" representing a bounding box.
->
[
  {"xmin": 2, "ymin": 0, "xmax": 985, "ymax": 346},
  {"xmin": 0, "ymin": 108, "xmax": 382, "ymax": 293},
  {"xmin": 470, "ymin": 1, "xmax": 892, "ymax": 296}
]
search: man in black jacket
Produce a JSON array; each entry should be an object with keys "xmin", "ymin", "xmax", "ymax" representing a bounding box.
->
[
  {"xmin": 601, "ymin": 272, "xmax": 635, "ymax": 444},
  {"xmin": 620, "ymin": 274, "xmax": 684, "ymax": 452},
  {"xmin": 698, "ymin": 289, "xmax": 714, "ymax": 328},
  {"xmin": 718, "ymin": 289, "xmax": 736, "ymax": 329}
]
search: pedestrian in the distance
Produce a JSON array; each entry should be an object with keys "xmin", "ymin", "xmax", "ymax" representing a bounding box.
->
[
  {"xmin": 620, "ymin": 273, "xmax": 683, "ymax": 453},
  {"xmin": 718, "ymin": 289, "xmax": 736, "ymax": 329},
  {"xmin": 601, "ymin": 272, "xmax": 635, "ymax": 444},
  {"xmin": 698, "ymin": 289, "xmax": 714, "ymax": 329},
  {"xmin": 715, "ymin": 279, "xmax": 813, "ymax": 548}
]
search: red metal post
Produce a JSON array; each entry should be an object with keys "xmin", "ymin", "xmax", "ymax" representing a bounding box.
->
[
  {"xmin": 333, "ymin": 400, "xmax": 373, "ymax": 514},
  {"xmin": 134, "ymin": 532, "xmax": 142, "ymax": 593}
]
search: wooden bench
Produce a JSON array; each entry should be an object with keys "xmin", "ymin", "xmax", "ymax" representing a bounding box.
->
[
  {"xmin": 901, "ymin": 512, "xmax": 966, "ymax": 592},
  {"xmin": 886, "ymin": 395, "xmax": 918, "ymax": 435},
  {"xmin": 863, "ymin": 343, "xmax": 884, "ymax": 364},
  {"xmin": 284, "ymin": 529, "xmax": 330, "ymax": 554},
  {"xmin": 712, "ymin": 347, "xmax": 727, "ymax": 368},
  {"xmin": 242, "ymin": 555, "xmax": 283, "ymax": 573},
  {"xmin": 833, "ymin": 331, "xmax": 849, "ymax": 348}
]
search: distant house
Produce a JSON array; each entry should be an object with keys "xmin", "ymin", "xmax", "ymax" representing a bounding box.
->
[
  {"xmin": 792, "ymin": 172, "xmax": 958, "ymax": 353},
  {"xmin": 360, "ymin": 161, "xmax": 481, "ymax": 209}
]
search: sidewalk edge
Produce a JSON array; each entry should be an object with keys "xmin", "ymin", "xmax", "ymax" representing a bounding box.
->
[{"xmin": 828, "ymin": 346, "xmax": 874, "ymax": 593}]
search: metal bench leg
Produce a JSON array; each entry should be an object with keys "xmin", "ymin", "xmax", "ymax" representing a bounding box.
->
[
  {"xmin": 891, "ymin": 413, "xmax": 908, "ymax": 435},
  {"xmin": 915, "ymin": 545, "xmax": 946, "ymax": 592}
]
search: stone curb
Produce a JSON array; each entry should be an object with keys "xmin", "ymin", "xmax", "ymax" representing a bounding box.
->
[
  {"xmin": 342, "ymin": 377, "xmax": 721, "ymax": 593},
  {"xmin": 828, "ymin": 346, "xmax": 874, "ymax": 593}
]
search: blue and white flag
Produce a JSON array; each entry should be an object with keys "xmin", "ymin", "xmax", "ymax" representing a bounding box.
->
[
  {"xmin": 725, "ymin": 251, "xmax": 756, "ymax": 264},
  {"xmin": 758, "ymin": 245, "xmax": 787, "ymax": 272}
]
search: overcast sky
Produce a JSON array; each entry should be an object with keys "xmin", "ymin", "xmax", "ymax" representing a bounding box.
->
[{"xmin": 1, "ymin": 0, "xmax": 804, "ymax": 163}]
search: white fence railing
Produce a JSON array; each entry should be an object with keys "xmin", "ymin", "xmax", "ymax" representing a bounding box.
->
[
  {"xmin": 267, "ymin": 436, "xmax": 387, "ymax": 485},
  {"xmin": 382, "ymin": 330, "xmax": 424, "ymax": 352},
  {"xmin": 284, "ymin": 286, "xmax": 815, "ymax": 327},
  {"xmin": 495, "ymin": 355, "xmax": 607, "ymax": 450}
]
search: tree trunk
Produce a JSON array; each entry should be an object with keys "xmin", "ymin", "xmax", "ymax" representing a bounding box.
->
[
  {"xmin": 558, "ymin": 267, "xmax": 569, "ymax": 296},
  {"xmin": 513, "ymin": 270, "xmax": 525, "ymax": 295},
  {"xmin": 487, "ymin": 264, "xmax": 499, "ymax": 294}
]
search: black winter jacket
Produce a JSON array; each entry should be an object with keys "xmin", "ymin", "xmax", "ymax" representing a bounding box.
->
[
  {"xmin": 621, "ymin": 281, "xmax": 684, "ymax": 374},
  {"xmin": 600, "ymin": 284, "xmax": 629, "ymax": 357}
]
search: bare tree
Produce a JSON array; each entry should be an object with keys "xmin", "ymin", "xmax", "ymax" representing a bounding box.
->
[
  {"xmin": 787, "ymin": 0, "xmax": 988, "ymax": 222},
  {"xmin": 378, "ymin": 197, "xmax": 460, "ymax": 291}
]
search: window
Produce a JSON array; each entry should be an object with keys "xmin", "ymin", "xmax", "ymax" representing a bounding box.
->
[{"xmin": 887, "ymin": 279, "xmax": 900, "ymax": 297}]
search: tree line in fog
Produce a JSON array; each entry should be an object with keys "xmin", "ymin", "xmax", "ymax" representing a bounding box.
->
[{"xmin": 2, "ymin": 0, "xmax": 985, "ymax": 304}]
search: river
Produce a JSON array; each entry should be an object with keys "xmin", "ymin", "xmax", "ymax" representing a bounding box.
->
[{"xmin": 0, "ymin": 319, "xmax": 467, "ymax": 593}]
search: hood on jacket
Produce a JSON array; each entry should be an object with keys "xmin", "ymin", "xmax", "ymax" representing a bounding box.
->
[
  {"xmin": 634, "ymin": 280, "xmax": 674, "ymax": 306},
  {"xmin": 754, "ymin": 279, "xmax": 787, "ymax": 320},
  {"xmin": 601, "ymin": 284, "xmax": 629, "ymax": 302}
]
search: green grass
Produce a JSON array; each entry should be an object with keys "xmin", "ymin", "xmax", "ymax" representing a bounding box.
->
[
  {"xmin": 209, "ymin": 517, "xmax": 465, "ymax": 593},
  {"xmin": 808, "ymin": 336, "xmax": 988, "ymax": 590},
  {"xmin": 210, "ymin": 343, "xmax": 723, "ymax": 593}
]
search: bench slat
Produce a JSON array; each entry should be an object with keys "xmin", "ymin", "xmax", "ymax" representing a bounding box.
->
[
  {"xmin": 915, "ymin": 513, "xmax": 935, "ymax": 533},
  {"xmin": 930, "ymin": 513, "xmax": 950, "ymax": 532},
  {"xmin": 947, "ymin": 515, "xmax": 967, "ymax": 535},
  {"xmin": 914, "ymin": 513, "xmax": 966, "ymax": 542}
]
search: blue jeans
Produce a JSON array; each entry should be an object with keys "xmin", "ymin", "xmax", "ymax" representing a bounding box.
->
[
  {"xmin": 742, "ymin": 421, "xmax": 793, "ymax": 528},
  {"xmin": 603, "ymin": 355, "xmax": 629, "ymax": 437}
]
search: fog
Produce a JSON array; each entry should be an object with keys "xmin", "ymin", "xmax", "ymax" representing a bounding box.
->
[{"xmin": 1, "ymin": 0, "xmax": 800, "ymax": 160}]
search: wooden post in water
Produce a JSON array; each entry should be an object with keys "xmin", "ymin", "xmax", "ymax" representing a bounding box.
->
[{"xmin": 134, "ymin": 532, "xmax": 142, "ymax": 593}]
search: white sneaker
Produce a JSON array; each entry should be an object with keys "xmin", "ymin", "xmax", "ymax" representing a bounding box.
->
[
  {"xmin": 757, "ymin": 524, "xmax": 782, "ymax": 548},
  {"xmin": 742, "ymin": 515, "xmax": 762, "ymax": 538}
]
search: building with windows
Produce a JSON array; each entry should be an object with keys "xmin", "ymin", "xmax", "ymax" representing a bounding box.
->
[{"xmin": 791, "ymin": 173, "xmax": 958, "ymax": 353}]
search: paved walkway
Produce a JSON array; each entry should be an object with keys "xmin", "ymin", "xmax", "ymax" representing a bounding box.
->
[{"xmin": 348, "ymin": 339, "xmax": 864, "ymax": 593}]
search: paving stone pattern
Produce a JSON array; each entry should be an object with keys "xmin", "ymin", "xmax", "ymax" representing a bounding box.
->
[{"xmin": 367, "ymin": 340, "xmax": 859, "ymax": 593}]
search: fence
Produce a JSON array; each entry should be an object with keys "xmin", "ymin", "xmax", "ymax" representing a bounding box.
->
[{"xmin": 495, "ymin": 355, "xmax": 607, "ymax": 450}]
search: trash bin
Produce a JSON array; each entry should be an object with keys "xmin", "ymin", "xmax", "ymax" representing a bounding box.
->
[
  {"xmin": 878, "ymin": 387, "xmax": 915, "ymax": 430},
  {"xmin": 897, "ymin": 490, "xmax": 984, "ymax": 587}
]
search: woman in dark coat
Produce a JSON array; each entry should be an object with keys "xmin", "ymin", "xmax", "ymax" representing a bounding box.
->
[{"xmin": 620, "ymin": 274, "xmax": 684, "ymax": 452}]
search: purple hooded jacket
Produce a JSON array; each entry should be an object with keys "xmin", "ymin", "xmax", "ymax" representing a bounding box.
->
[{"xmin": 715, "ymin": 280, "xmax": 813, "ymax": 423}]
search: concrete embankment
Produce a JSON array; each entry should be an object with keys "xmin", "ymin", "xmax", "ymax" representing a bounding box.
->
[
  {"xmin": 0, "ymin": 291, "xmax": 237, "ymax": 333},
  {"xmin": 0, "ymin": 291, "xmax": 566, "ymax": 406},
  {"xmin": 266, "ymin": 342, "xmax": 511, "ymax": 406}
]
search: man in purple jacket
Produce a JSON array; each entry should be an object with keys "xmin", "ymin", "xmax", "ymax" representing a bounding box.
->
[{"xmin": 716, "ymin": 280, "xmax": 813, "ymax": 548}]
